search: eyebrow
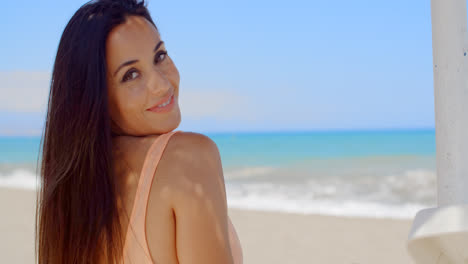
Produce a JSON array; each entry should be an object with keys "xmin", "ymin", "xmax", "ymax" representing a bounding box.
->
[{"xmin": 113, "ymin": 40, "xmax": 164, "ymax": 77}]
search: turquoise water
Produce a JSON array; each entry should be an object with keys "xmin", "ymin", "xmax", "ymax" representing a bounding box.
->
[
  {"xmin": 208, "ymin": 129, "xmax": 435, "ymax": 168},
  {"xmin": 0, "ymin": 136, "xmax": 42, "ymax": 163},
  {"xmin": 0, "ymin": 129, "xmax": 435, "ymax": 166},
  {"xmin": 0, "ymin": 129, "xmax": 438, "ymax": 219}
]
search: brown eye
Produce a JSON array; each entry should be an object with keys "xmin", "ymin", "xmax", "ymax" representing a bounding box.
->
[
  {"xmin": 122, "ymin": 69, "xmax": 139, "ymax": 82},
  {"xmin": 154, "ymin": 51, "xmax": 168, "ymax": 64}
]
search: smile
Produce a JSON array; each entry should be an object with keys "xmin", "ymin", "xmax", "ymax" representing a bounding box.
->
[{"xmin": 147, "ymin": 94, "xmax": 175, "ymax": 113}]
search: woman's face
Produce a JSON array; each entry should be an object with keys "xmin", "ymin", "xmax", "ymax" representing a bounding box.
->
[{"xmin": 106, "ymin": 15, "xmax": 181, "ymax": 136}]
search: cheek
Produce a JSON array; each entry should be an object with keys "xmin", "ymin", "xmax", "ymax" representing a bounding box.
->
[{"xmin": 110, "ymin": 85, "xmax": 145, "ymax": 121}]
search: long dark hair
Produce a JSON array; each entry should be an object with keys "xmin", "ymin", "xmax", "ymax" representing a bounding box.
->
[{"xmin": 35, "ymin": 0, "xmax": 157, "ymax": 263}]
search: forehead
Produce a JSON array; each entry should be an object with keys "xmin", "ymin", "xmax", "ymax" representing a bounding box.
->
[{"xmin": 106, "ymin": 16, "xmax": 160, "ymax": 66}]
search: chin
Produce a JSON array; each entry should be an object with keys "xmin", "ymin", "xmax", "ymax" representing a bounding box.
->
[{"xmin": 152, "ymin": 117, "xmax": 181, "ymax": 135}]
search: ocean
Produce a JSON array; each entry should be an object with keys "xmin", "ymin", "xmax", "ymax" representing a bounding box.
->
[{"xmin": 0, "ymin": 129, "xmax": 437, "ymax": 219}]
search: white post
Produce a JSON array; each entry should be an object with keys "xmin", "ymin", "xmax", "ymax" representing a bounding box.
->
[
  {"xmin": 407, "ymin": 0, "xmax": 468, "ymax": 263},
  {"xmin": 432, "ymin": 0, "xmax": 468, "ymax": 206}
]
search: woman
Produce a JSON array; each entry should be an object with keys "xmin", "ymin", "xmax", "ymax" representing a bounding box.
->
[{"xmin": 35, "ymin": 0, "xmax": 243, "ymax": 263}]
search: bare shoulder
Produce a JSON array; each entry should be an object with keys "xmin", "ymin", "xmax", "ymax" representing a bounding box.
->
[
  {"xmin": 160, "ymin": 131, "xmax": 233, "ymax": 263},
  {"xmin": 162, "ymin": 131, "xmax": 225, "ymax": 191},
  {"xmin": 139, "ymin": 131, "xmax": 225, "ymax": 204},
  {"xmin": 166, "ymin": 131, "xmax": 220, "ymax": 160}
]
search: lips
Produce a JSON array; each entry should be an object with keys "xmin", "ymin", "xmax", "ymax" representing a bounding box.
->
[{"xmin": 147, "ymin": 92, "xmax": 173, "ymax": 111}]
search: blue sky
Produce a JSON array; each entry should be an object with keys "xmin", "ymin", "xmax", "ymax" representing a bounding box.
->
[{"xmin": 1, "ymin": 0, "xmax": 435, "ymax": 134}]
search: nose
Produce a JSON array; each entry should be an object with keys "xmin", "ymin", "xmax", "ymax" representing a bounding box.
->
[{"xmin": 147, "ymin": 67, "xmax": 171, "ymax": 97}]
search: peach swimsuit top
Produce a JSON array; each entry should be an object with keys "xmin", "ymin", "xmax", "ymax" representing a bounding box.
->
[
  {"xmin": 121, "ymin": 130, "xmax": 180, "ymax": 264},
  {"xmin": 120, "ymin": 130, "xmax": 242, "ymax": 264}
]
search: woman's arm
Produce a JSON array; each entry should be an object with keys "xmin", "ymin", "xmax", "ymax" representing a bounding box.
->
[
  {"xmin": 228, "ymin": 216, "xmax": 243, "ymax": 264},
  {"xmin": 170, "ymin": 132, "xmax": 235, "ymax": 264}
]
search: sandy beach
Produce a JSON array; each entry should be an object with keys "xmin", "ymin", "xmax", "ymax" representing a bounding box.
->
[{"xmin": 0, "ymin": 187, "xmax": 415, "ymax": 264}]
